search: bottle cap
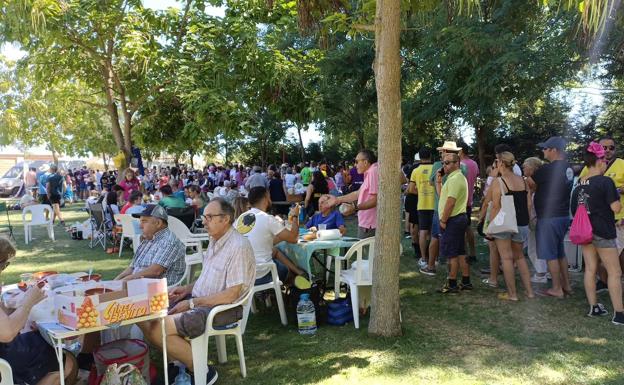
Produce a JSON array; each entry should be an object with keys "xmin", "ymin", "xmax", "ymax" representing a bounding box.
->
[{"xmin": 300, "ymin": 293, "xmax": 310, "ymax": 301}]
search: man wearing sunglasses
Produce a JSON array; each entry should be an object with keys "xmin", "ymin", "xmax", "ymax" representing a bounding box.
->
[
  {"xmin": 579, "ymin": 137, "xmax": 624, "ymax": 287},
  {"xmin": 436, "ymin": 152, "xmax": 470, "ymax": 293}
]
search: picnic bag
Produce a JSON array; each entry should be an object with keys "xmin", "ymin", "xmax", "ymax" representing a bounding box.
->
[
  {"xmin": 486, "ymin": 178, "xmax": 518, "ymax": 234},
  {"xmin": 88, "ymin": 339, "xmax": 150, "ymax": 385},
  {"xmin": 570, "ymin": 188, "xmax": 593, "ymax": 245}
]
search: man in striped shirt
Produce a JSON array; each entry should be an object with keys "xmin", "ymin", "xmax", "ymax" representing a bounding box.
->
[{"xmin": 140, "ymin": 198, "xmax": 255, "ymax": 385}]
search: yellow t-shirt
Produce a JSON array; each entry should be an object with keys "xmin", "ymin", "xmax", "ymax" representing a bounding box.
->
[
  {"xmin": 438, "ymin": 169, "xmax": 468, "ymax": 217},
  {"xmin": 580, "ymin": 158, "xmax": 624, "ymax": 220},
  {"xmin": 410, "ymin": 164, "xmax": 435, "ymax": 210}
]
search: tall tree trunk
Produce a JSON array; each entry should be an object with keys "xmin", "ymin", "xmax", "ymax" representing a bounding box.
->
[
  {"xmin": 476, "ymin": 124, "xmax": 487, "ymax": 177},
  {"xmin": 102, "ymin": 153, "xmax": 108, "ymax": 171},
  {"xmin": 189, "ymin": 149, "xmax": 195, "ymax": 169},
  {"xmin": 368, "ymin": 0, "xmax": 402, "ymax": 337},
  {"xmin": 296, "ymin": 124, "xmax": 306, "ymax": 162}
]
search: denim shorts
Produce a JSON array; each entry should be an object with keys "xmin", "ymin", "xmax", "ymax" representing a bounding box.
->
[
  {"xmin": 491, "ymin": 225, "xmax": 529, "ymax": 244},
  {"xmin": 536, "ymin": 216, "xmax": 570, "ymax": 260},
  {"xmin": 592, "ymin": 234, "xmax": 617, "ymax": 249}
]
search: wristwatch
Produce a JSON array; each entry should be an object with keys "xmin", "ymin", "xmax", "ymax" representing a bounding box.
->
[{"xmin": 189, "ymin": 298, "xmax": 195, "ymax": 310}]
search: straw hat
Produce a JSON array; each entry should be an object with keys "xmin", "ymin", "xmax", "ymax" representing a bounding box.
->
[{"xmin": 436, "ymin": 141, "xmax": 462, "ymax": 152}]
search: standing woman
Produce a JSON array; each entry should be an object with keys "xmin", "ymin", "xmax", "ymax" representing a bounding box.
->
[
  {"xmin": 0, "ymin": 237, "xmax": 78, "ymax": 384},
  {"xmin": 522, "ymin": 157, "xmax": 548, "ymax": 283},
  {"xmin": 571, "ymin": 142, "xmax": 624, "ymax": 323},
  {"xmin": 478, "ymin": 162, "xmax": 501, "ymax": 287},
  {"xmin": 486, "ymin": 152, "xmax": 534, "ymax": 300},
  {"xmin": 305, "ymin": 171, "xmax": 329, "ymax": 216},
  {"xmin": 118, "ymin": 168, "xmax": 141, "ymax": 202}
]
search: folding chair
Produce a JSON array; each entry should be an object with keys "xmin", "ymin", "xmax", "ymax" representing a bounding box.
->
[{"xmin": 88, "ymin": 203, "xmax": 110, "ymax": 250}]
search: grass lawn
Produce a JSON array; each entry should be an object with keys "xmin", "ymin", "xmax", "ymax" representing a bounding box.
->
[{"xmin": 1, "ymin": 202, "xmax": 623, "ymax": 385}]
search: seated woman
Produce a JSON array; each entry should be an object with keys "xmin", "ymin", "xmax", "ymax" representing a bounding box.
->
[
  {"xmin": 305, "ymin": 194, "xmax": 346, "ymax": 236},
  {"xmin": 0, "ymin": 237, "xmax": 77, "ymax": 385}
]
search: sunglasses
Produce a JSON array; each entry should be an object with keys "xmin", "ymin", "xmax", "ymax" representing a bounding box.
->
[
  {"xmin": 603, "ymin": 145, "xmax": 615, "ymax": 151},
  {"xmin": 443, "ymin": 160, "xmax": 458, "ymax": 165}
]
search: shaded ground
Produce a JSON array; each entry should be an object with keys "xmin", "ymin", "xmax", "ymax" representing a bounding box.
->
[{"xmin": 1, "ymin": 203, "xmax": 622, "ymax": 385}]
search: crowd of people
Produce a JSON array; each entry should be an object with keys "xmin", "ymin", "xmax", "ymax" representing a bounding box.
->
[
  {"xmin": 402, "ymin": 136, "xmax": 624, "ymax": 326},
  {"xmin": 3, "ymin": 135, "xmax": 624, "ymax": 384}
]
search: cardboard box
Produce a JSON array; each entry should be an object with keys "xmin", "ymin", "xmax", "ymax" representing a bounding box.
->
[{"xmin": 55, "ymin": 278, "xmax": 168, "ymax": 330}]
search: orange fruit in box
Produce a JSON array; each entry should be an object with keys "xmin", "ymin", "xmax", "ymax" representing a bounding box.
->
[{"xmin": 150, "ymin": 293, "xmax": 168, "ymax": 312}]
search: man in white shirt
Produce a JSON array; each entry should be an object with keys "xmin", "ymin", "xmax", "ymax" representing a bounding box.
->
[{"xmin": 235, "ymin": 186, "xmax": 305, "ymax": 284}]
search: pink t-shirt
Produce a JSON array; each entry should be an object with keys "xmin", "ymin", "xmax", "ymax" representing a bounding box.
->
[
  {"xmin": 461, "ymin": 158, "xmax": 479, "ymax": 207},
  {"xmin": 357, "ymin": 163, "xmax": 378, "ymax": 229}
]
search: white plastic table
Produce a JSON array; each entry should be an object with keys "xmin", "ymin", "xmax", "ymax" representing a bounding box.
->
[{"xmin": 38, "ymin": 311, "xmax": 170, "ymax": 385}]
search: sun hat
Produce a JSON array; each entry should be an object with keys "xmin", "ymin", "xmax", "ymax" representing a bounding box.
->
[{"xmin": 436, "ymin": 141, "xmax": 462, "ymax": 152}]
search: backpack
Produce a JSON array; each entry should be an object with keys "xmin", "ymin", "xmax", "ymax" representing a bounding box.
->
[{"xmin": 569, "ymin": 187, "xmax": 593, "ymax": 245}]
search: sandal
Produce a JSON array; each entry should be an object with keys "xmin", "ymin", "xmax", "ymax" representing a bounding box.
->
[
  {"xmin": 481, "ymin": 278, "xmax": 497, "ymax": 288},
  {"xmin": 536, "ymin": 289, "xmax": 564, "ymax": 299},
  {"xmin": 498, "ymin": 292, "xmax": 519, "ymax": 301}
]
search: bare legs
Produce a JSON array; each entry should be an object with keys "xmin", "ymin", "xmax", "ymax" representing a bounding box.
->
[{"xmin": 582, "ymin": 244, "xmax": 624, "ymax": 312}]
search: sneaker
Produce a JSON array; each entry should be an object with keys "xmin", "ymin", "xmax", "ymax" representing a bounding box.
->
[
  {"xmin": 418, "ymin": 259, "xmax": 428, "ymax": 269},
  {"xmin": 419, "ymin": 266, "xmax": 436, "ymax": 276},
  {"xmin": 612, "ymin": 311, "xmax": 624, "ymax": 325},
  {"xmin": 596, "ymin": 280, "xmax": 608, "ymax": 294},
  {"xmin": 459, "ymin": 282, "xmax": 473, "ymax": 291},
  {"xmin": 437, "ymin": 282, "xmax": 459, "ymax": 294},
  {"xmin": 481, "ymin": 278, "xmax": 497, "ymax": 288},
  {"xmin": 587, "ymin": 303, "xmax": 609, "ymax": 317},
  {"xmin": 530, "ymin": 274, "xmax": 548, "ymax": 284},
  {"xmin": 206, "ymin": 366, "xmax": 219, "ymax": 385}
]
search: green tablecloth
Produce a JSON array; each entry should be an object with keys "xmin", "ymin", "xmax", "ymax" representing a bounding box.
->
[{"xmin": 277, "ymin": 236, "xmax": 360, "ymax": 279}]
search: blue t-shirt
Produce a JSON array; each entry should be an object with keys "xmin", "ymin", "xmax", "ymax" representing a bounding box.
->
[
  {"xmin": 172, "ymin": 190, "xmax": 186, "ymax": 201},
  {"xmin": 305, "ymin": 210, "xmax": 345, "ymax": 230}
]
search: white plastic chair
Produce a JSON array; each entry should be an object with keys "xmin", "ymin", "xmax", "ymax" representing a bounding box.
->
[
  {"xmin": 167, "ymin": 216, "xmax": 210, "ymax": 288},
  {"xmin": 0, "ymin": 358, "xmax": 13, "ymax": 385},
  {"xmin": 115, "ymin": 214, "xmax": 142, "ymax": 257},
  {"xmin": 333, "ymin": 237, "xmax": 375, "ymax": 329},
  {"xmin": 241, "ymin": 262, "xmax": 287, "ymax": 333},
  {"xmin": 22, "ymin": 204, "xmax": 54, "ymax": 244},
  {"xmin": 191, "ymin": 289, "xmax": 253, "ymax": 383}
]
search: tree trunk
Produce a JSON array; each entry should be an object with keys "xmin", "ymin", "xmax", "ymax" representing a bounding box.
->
[
  {"xmin": 296, "ymin": 125, "xmax": 306, "ymax": 162},
  {"xmin": 102, "ymin": 153, "xmax": 108, "ymax": 171},
  {"xmin": 476, "ymin": 124, "xmax": 487, "ymax": 177},
  {"xmin": 189, "ymin": 150, "xmax": 195, "ymax": 169},
  {"xmin": 368, "ymin": 0, "xmax": 402, "ymax": 337}
]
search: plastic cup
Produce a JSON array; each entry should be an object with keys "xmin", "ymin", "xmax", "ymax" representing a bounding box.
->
[{"xmin": 319, "ymin": 224, "xmax": 327, "ymax": 231}]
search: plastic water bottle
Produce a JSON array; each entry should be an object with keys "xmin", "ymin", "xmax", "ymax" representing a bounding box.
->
[
  {"xmin": 299, "ymin": 204, "xmax": 305, "ymax": 223},
  {"xmin": 174, "ymin": 364, "xmax": 192, "ymax": 385},
  {"xmin": 296, "ymin": 293, "xmax": 317, "ymax": 335}
]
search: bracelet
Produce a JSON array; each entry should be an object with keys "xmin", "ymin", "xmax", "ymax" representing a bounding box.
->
[{"xmin": 353, "ymin": 201, "xmax": 359, "ymax": 211}]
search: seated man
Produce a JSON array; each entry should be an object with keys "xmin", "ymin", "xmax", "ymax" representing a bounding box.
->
[
  {"xmin": 235, "ymin": 186, "xmax": 305, "ymax": 285},
  {"xmin": 305, "ymin": 194, "xmax": 346, "ymax": 235},
  {"xmin": 115, "ymin": 204, "xmax": 186, "ymax": 285},
  {"xmin": 140, "ymin": 198, "xmax": 255, "ymax": 384},
  {"xmin": 158, "ymin": 185, "xmax": 187, "ymax": 209}
]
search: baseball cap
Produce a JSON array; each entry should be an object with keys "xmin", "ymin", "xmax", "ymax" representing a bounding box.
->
[
  {"xmin": 131, "ymin": 204, "xmax": 168, "ymax": 222},
  {"xmin": 537, "ymin": 136, "xmax": 566, "ymax": 151}
]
